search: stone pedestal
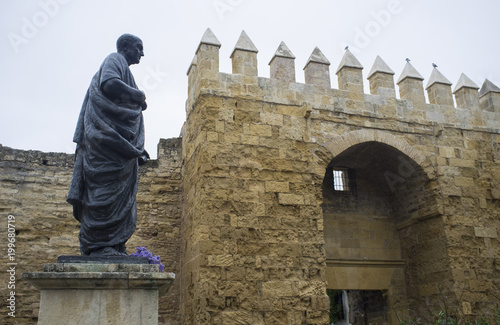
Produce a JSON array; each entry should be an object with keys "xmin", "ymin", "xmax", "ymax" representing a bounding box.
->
[{"xmin": 22, "ymin": 261, "xmax": 175, "ymax": 325}]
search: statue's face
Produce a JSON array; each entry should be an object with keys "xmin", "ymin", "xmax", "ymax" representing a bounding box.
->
[{"xmin": 123, "ymin": 38, "xmax": 144, "ymax": 65}]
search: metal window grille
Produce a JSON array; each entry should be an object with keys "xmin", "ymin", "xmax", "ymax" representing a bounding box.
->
[
  {"xmin": 333, "ymin": 168, "xmax": 350, "ymax": 191},
  {"xmin": 333, "ymin": 168, "xmax": 356, "ymax": 194}
]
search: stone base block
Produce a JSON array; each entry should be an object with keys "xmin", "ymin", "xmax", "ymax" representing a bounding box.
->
[{"xmin": 23, "ymin": 263, "xmax": 175, "ymax": 325}]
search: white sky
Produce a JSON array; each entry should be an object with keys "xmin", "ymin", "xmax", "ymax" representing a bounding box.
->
[{"xmin": 1, "ymin": 0, "xmax": 499, "ymax": 158}]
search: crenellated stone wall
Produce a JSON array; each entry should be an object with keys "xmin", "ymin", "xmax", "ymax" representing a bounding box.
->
[{"xmin": 180, "ymin": 29, "xmax": 500, "ymax": 324}]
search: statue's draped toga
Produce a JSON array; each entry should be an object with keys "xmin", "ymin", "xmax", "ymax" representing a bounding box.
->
[{"xmin": 67, "ymin": 52, "xmax": 145, "ymax": 255}]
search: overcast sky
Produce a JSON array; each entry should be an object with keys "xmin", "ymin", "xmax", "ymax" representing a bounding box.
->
[{"xmin": 1, "ymin": 0, "xmax": 499, "ymax": 158}]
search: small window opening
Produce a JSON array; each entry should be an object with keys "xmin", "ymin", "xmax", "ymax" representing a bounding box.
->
[
  {"xmin": 333, "ymin": 168, "xmax": 356, "ymax": 194},
  {"xmin": 333, "ymin": 168, "xmax": 349, "ymax": 191}
]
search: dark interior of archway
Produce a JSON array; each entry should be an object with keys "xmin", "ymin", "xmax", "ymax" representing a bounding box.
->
[
  {"xmin": 322, "ymin": 141, "xmax": 431, "ymax": 224},
  {"xmin": 321, "ymin": 141, "xmax": 444, "ymax": 319}
]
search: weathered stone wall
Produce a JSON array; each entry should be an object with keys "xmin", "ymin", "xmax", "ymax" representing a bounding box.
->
[
  {"xmin": 0, "ymin": 138, "xmax": 183, "ymax": 325},
  {"xmin": 179, "ymin": 29, "xmax": 500, "ymax": 324},
  {"xmin": 0, "ymin": 145, "xmax": 77, "ymax": 324},
  {"xmin": 135, "ymin": 138, "xmax": 183, "ymax": 325},
  {"xmin": 434, "ymin": 127, "xmax": 500, "ymax": 318},
  {"xmin": 181, "ymin": 93, "xmax": 330, "ymax": 324}
]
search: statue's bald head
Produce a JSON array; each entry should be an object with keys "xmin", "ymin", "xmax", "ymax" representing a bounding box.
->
[
  {"xmin": 116, "ymin": 34, "xmax": 142, "ymax": 53},
  {"xmin": 116, "ymin": 34, "xmax": 144, "ymax": 65}
]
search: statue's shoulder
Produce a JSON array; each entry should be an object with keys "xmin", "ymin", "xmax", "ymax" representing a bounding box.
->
[
  {"xmin": 103, "ymin": 52, "xmax": 127, "ymax": 65},
  {"xmin": 98, "ymin": 53, "xmax": 129, "ymax": 77}
]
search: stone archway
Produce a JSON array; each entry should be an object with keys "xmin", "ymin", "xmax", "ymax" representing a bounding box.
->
[
  {"xmin": 313, "ymin": 129, "xmax": 434, "ymax": 178},
  {"xmin": 312, "ymin": 130, "xmax": 447, "ymax": 324},
  {"xmin": 312, "ymin": 129, "xmax": 442, "ymax": 223}
]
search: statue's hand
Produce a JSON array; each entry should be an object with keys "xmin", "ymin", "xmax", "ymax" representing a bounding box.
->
[
  {"xmin": 133, "ymin": 90, "xmax": 146, "ymax": 104},
  {"xmin": 102, "ymin": 79, "xmax": 147, "ymax": 106},
  {"xmin": 141, "ymin": 101, "xmax": 147, "ymax": 111},
  {"xmin": 138, "ymin": 150, "xmax": 150, "ymax": 166}
]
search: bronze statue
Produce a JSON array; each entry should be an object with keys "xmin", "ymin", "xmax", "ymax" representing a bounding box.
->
[{"xmin": 67, "ymin": 34, "xmax": 149, "ymax": 256}]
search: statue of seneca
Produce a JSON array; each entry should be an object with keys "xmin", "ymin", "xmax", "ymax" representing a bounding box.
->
[{"xmin": 67, "ymin": 34, "xmax": 149, "ymax": 256}]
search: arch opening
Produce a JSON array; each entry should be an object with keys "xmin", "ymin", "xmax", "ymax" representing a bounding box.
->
[{"xmin": 321, "ymin": 141, "xmax": 443, "ymax": 323}]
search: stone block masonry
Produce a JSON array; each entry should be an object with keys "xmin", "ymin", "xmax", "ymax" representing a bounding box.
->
[
  {"xmin": 1, "ymin": 29, "xmax": 500, "ymax": 324},
  {"xmin": 181, "ymin": 29, "xmax": 500, "ymax": 324},
  {"xmin": 0, "ymin": 138, "xmax": 182, "ymax": 325}
]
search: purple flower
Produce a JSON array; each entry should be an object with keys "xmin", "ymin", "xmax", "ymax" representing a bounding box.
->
[{"xmin": 131, "ymin": 247, "xmax": 165, "ymax": 272}]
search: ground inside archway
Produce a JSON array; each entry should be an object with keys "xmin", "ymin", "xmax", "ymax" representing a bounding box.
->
[{"xmin": 328, "ymin": 290, "xmax": 388, "ymax": 325}]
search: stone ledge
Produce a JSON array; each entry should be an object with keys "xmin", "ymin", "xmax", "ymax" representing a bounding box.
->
[
  {"xmin": 57, "ymin": 255, "xmax": 150, "ymax": 264},
  {"xmin": 23, "ymin": 263, "xmax": 175, "ymax": 295},
  {"xmin": 326, "ymin": 258, "xmax": 405, "ymax": 268},
  {"xmin": 45, "ymin": 262, "xmax": 157, "ymax": 273},
  {"xmin": 23, "ymin": 271, "xmax": 175, "ymax": 293}
]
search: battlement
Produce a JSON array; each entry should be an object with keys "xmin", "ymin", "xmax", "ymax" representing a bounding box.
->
[
  {"xmin": 186, "ymin": 29, "xmax": 500, "ymax": 130},
  {"xmin": 180, "ymin": 28, "xmax": 500, "ymax": 325}
]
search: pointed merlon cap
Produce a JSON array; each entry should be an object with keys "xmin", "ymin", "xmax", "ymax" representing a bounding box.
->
[
  {"xmin": 336, "ymin": 49, "xmax": 363, "ymax": 74},
  {"xmin": 367, "ymin": 55, "xmax": 394, "ymax": 79},
  {"xmin": 479, "ymin": 79, "xmax": 500, "ymax": 97},
  {"xmin": 230, "ymin": 30, "xmax": 258, "ymax": 57},
  {"xmin": 196, "ymin": 28, "xmax": 221, "ymax": 53},
  {"xmin": 273, "ymin": 41, "xmax": 295, "ymax": 58},
  {"xmin": 426, "ymin": 67, "xmax": 452, "ymax": 90},
  {"xmin": 397, "ymin": 61, "xmax": 424, "ymax": 84},
  {"xmin": 186, "ymin": 55, "xmax": 198, "ymax": 75},
  {"xmin": 268, "ymin": 41, "xmax": 295, "ymax": 64},
  {"xmin": 303, "ymin": 47, "xmax": 330, "ymax": 70},
  {"xmin": 453, "ymin": 73, "xmax": 479, "ymax": 93}
]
